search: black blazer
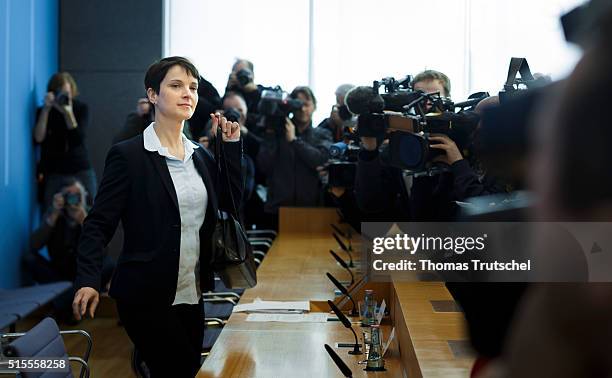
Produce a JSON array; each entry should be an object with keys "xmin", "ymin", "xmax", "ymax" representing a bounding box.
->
[{"xmin": 75, "ymin": 134, "xmax": 243, "ymax": 306}]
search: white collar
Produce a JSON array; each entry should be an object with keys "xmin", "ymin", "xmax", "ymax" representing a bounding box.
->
[{"xmin": 143, "ymin": 122, "xmax": 199, "ymax": 162}]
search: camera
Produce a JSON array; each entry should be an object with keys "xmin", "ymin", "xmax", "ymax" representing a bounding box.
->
[
  {"xmin": 63, "ymin": 192, "xmax": 81, "ymax": 206},
  {"xmin": 498, "ymin": 58, "xmax": 547, "ymax": 104},
  {"xmin": 326, "ymin": 141, "xmax": 360, "ymax": 188},
  {"xmin": 223, "ymin": 107, "xmax": 241, "ymax": 123},
  {"xmin": 345, "ymin": 77, "xmax": 484, "ymax": 173},
  {"xmin": 337, "ymin": 104, "xmax": 352, "ymax": 121},
  {"xmin": 235, "ymin": 68, "xmax": 254, "ymax": 87},
  {"xmin": 258, "ymin": 86, "xmax": 303, "ymax": 132},
  {"xmin": 55, "ymin": 91, "xmax": 70, "ymax": 106}
]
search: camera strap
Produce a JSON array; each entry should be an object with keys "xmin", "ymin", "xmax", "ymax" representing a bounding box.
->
[{"xmin": 504, "ymin": 58, "xmax": 535, "ymax": 91}]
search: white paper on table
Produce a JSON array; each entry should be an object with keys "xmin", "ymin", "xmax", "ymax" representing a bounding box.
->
[
  {"xmin": 232, "ymin": 298, "xmax": 310, "ymax": 313},
  {"xmin": 383, "ymin": 327, "xmax": 396, "ymax": 357},
  {"xmin": 246, "ymin": 313, "xmax": 329, "ymax": 323},
  {"xmin": 376, "ymin": 299, "xmax": 386, "ymax": 325}
]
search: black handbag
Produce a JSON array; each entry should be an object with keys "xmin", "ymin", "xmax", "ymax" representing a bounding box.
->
[{"xmin": 211, "ymin": 131, "xmax": 257, "ymax": 289}]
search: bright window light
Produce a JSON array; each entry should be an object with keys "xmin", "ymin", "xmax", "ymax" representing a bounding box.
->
[{"xmin": 167, "ymin": 0, "xmax": 585, "ymax": 126}]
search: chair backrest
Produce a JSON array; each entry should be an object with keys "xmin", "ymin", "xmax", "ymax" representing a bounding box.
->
[{"xmin": 4, "ymin": 317, "xmax": 72, "ymax": 378}]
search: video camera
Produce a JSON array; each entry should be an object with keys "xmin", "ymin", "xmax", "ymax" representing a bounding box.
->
[
  {"xmin": 258, "ymin": 86, "xmax": 303, "ymax": 132},
  {"xmin": 498, "ymin": 58, "xmax": 548, "ymax": 104},
  {"xmin": 326, "ymin": 140, "xmax": 360, "ymax": 188},
  {"xmin": 345, "ymin": 76, "xmax": 485, "ymax": 173}
]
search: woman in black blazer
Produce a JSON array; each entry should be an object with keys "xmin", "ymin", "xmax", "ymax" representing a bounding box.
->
[{"xmin": 72, "ymin": 56, "xmax": 243, "ymax": 377}]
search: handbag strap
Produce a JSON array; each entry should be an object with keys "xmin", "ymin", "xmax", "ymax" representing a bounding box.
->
[{"xmin": 214, "ymin": 126, "xmax": 241, "ymax": 221}]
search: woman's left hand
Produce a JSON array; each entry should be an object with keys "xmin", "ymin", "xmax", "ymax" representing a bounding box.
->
[{"xmin": 210, "ymin": 112, "xmax": 240, "ymax": 141}]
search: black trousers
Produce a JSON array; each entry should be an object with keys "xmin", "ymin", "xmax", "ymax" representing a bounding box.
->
[{"xmin": 116, "ymin": 299, "xmax": 204, "ymax": 378}]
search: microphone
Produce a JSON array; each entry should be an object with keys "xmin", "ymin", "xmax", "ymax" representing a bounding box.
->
[
  {"xmin": 324, "ymin": 344, "xmax": 354, "ymax": 377},
  {"xmin": 333, "ymin": 232, "xmax": 354, "ymax": 268},
  {"xmin": 330, "ymin": 249, "xmax": 354, "ymax": 286},
  {"xmin": 345, "ymin": 86, "xmax": 384, "ymax": 115},
  {"xmin": 454, "ymin": 92, "xmax": 490, "ymax": 110},
  {"xmin": 326, "ymin": 272, "xmax": 358, "ymax": 317},
  {"xmin": 328, "ymin": 300, "xmax": 362, "ymax": 355},
  {"xmin": 330, "ymin": 223, "xmax": 347, "ymax": 239}
]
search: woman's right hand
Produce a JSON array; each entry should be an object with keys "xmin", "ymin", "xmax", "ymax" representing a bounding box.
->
[
  {"xmin": 43, "ymin": 92, "xmax": 55, "ymax": 109},
  {"xmin": 72, "ymin": 287, "xmax": 100, "ymax": 320}
]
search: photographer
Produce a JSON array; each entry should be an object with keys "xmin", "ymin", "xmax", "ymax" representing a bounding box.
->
[
  {"xmin": 112, "ymin": 97, "xmax": 153, "ymax": 144},
  {"xmin": 34, "ymin": 72, "xmax": 96, "ymax": 209},
  {"xmin": 317, "ymin": 83, "xmax": 355, "ymax": 142},
  {"xmin": 225, "ymin": 59, "xmax": 264, "ymax": 130},
  {"xmin": 256, "ymin": 86, "xmax": 333, "ymax": 228},
  {"xmin": 223, "ymin": 91, "xmax": 262, "ymax": 160},
  {"xmin": 26, "ymin": 177, "xmax": 115, "ymax": 321},
  {"xmin": 355, "ymin": 71, "xmax": 453, "ymax": 220}
]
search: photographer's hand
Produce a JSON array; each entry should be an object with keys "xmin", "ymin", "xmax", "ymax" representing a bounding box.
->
[
  {"xmin": 226, "ymin": 73, "xmax": 239, "ymax": 90},
  {"xmin": 57, "ymin": 97, "xmax": 78, "ymax": 129},
  {"xmin": 43, "ymin": 92, "xmax": 55, "ymax": 110},
  {"xmin": 46, "ymin": 193, "xmax": 65, "ymax": 226},
  {"xmin": 285, "ymin": 117, "xmax": 296, "ymax": 142},
  {"xmin": 360, "ymin": 136, "xmax": 378, "ymax": 151},
  {"xmin": 67, "ymin": 205, "xmax": 88, "ymax": 225},
  {"xmin": 429, "ymin": 134, "xmax": 463, "ymax": 165},
  {"xmin": 243, "ymin": 82, "xmax": 257, "ymax": 92}
]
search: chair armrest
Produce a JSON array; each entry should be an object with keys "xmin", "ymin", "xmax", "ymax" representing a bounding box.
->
[
  {"xmin": 202, "ymin": 291, "xmax": 241, "ymax": 300},
  {"xmin": 246, "ymin": 230, "xmax": 277, "ymax": 238},
  {"xmin": 68, "ymin": 356, "xmax": 90, "ymax": 378},
  {"xmin": 202, "ymin": 297, "xmax": 237, "ymax": 305}
]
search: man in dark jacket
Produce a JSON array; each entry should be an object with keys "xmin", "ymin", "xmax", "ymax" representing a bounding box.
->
[
  {"xmin": 257, "ymin": 86, "xmax": 333, "ymax": 228},
  {"xmin": 113, "ymin": 98, "xmax": 153, "ymax": 144}
]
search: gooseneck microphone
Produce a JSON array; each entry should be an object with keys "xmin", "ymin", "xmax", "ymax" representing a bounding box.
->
[
  {"xmin": 329, "ymin": 223, "xmax": 348, "ymax": 239},
  {"xmin": 328, "ymin": 300, "xmax": 363, "ymax": 355},
  {"xmin": 324, "ymin": 344, "xmax": 354, "ymax": 377},
  {"xmin": 326, "ymin": 272, "xmax": 359, "ymax": 316},
  {"xmin": 333, "ymin": 232, "xmax": 354, "ymax": 268},
  {"xmin": 329, "ymin": 249, "xmax": 354, "ymax": 286}
]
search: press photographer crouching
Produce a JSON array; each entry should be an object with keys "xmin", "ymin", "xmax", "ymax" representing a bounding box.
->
[
  {"xmin": 256, "ymin": 86, "xmax": 333, "ymax": 229},
  {"xmin": 25, "ymin": 177, "xmax": 115, "ymax": 323}
]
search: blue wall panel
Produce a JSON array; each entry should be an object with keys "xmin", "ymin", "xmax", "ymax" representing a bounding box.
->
[{"xmin": 0, "ymin": 0, "xmax": 57, "ymax": 288}]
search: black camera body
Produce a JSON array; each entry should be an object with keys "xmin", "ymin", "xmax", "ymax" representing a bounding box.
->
[
  {"xmin": 235, "ymin": 68, "xmax": 254, "ymax": 87},
  {"xmin": 258, "ymin": 87, "xmax": 303, "ymax": 132},
  {"xmin": 223, "ymin": 107, "xmax": 241, "ymax": 123},
  {"xmin": 55, "ymin": 91, "xmax": 70, "ymax": 106},
  {"xmin": 327, "ymin": 142, "xmax": 360, "ymax": 188},
  {"xmin": 63, "ymin": 192, "xmax": 81, "ymax": 206}
]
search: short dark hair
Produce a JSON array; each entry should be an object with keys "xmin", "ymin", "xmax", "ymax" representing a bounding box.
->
[
  {"xmin": 290, "ymin": 86, "xmax": 317, "ymax": 108},
  {"xmin": 144, "ymin": 56, "xmax": 200, "ymax": 94},
  {"xmin": 411, "ymin": 70, "xmax": 451, "ymax": 97}
]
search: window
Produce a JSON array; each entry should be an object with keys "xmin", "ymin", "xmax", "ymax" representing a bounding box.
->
[{"xmin": 168, "ymin": 0, "xmax": 585, "ymax": 125}]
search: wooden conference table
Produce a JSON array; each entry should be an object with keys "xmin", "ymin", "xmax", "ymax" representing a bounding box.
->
[{"xmin": 197, "ymin": 208, "xmax": 474, "ymax": 378}]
